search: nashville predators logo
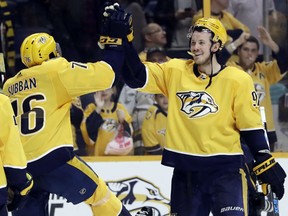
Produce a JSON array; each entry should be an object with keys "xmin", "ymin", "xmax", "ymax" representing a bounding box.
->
[
  {"xmin": 107, "ymin": 177, "xmax": 170, "ymax": 215},
  {"xmin": 176, "ymin": 91, "xmax": 218, "ymax": 118},
  {"xmin": 102, "ymin": 119, "xmax": 118, "ymax": 132}
]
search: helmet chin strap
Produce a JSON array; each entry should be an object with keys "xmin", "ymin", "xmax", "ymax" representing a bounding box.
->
[{"xmin": 205, "ymin": 43, "xmax": 217, "ymax": 89}]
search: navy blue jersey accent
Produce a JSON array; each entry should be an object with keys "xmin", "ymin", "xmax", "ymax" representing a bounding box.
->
[
  {"xmin": 162, "ymin": 148, "xmax": 245, "ymax": 171},
  {"xmin": 240, "ymin": 129, "xmax": 269, "ymax": 156}
]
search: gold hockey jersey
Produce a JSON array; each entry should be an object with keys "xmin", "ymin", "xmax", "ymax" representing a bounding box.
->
[
  {"xmin": 0, "ymin": 94, "xmax": 27, "ymax": 187},
  {"xmin": 138, "ymin": 59, "xmax": 265, "ymax": 170},
  {"xmin": 2, "ymin": 57, "xmax": 115, "ymax": 162}
]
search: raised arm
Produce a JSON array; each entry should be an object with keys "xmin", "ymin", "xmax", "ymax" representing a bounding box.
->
[
  {"xmin": 100, "ymin": 3, "xmax": 147, "ymax": 89},
  {"xmin": 258, "ymin": 26, "xmax": 288, "ymax": 73}
]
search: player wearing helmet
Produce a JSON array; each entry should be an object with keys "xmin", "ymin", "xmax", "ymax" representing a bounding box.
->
[
  {"xmin": 2, "ymin": 32, "xmax": 132, "ymax": 216},
  {"xmin": 102, "ymin": 4, "xmax": 286, "ymax": 216}
]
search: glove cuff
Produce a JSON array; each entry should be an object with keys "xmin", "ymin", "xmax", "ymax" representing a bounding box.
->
[
  {"xmin": 98, "ymin": 36, "xmax": 123, "ymax": 50},
  {"xmin": 253, "ymin": 154, "xmax": 276, "ymax": 176}
]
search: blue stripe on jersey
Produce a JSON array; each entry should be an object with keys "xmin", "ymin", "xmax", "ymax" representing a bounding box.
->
[
  {"xmin": 240, "ymin": 129, "xmax": 270, "ymax": 156},
  {"xmin": 161, "ymin": 148, "xmax": 244, "ymax": 171},
  {"xmin": 27, "ymin": 147, "xmax": 74, "ymax": 178},
  {"xmin": 4, "ymin": 167, "xmax": 27, "ymax": 190},
  {"xmin": 123, "ymin": 43, "xmax": 146, "ymax": 88}
]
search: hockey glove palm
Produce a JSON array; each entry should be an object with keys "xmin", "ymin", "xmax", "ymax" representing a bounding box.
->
[
  {"xmin": 7, "ymin": 172, "xmax": 33, "ymax": 211},
  {"xmin": 253, "ymin": 153, "xmax": 286, "ymax": 200}
]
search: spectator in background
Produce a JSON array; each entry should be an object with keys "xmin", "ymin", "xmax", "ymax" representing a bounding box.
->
[
  {"xmin": 81, "ymin": 87, "xmax": 134, "ymax": 156},
  {"xmin": 225, "ymin": 26, "xmax": 288, "ymax": 152},
  {"xmin": 118, "ymin": 0, "xmax": 147, "ymax": 52},
  {"xmin": 227, "ymin": 0, "xmax": 277, "ymax": 60},
  {"xmin": 138, "ymin": 22, "xmax": 167, "ymax": 61},
  {"xmin": 142, "ymin": 93, "xmax": 168, "ymax": 155}
]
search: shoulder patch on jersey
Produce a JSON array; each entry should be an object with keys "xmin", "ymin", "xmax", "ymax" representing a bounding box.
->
[{"xmin": 176, "ymin": 91, "xmax": 218, "ymax": 118}]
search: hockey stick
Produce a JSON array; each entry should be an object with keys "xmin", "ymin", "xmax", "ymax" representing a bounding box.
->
[{"xmin": 259, "ymin": 106, "xmax": 280, "ymax": 216}]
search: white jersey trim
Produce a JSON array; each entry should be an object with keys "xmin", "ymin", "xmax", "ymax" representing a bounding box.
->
[
  {"xmin": 164, "ymin": 147, "xmax": 243, "ymax": 157},
  {"xmin": 240, "ymin": 127, "xmax": 264, "ymax": 131}
]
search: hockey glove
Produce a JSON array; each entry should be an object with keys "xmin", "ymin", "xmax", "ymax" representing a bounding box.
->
[
  {"xmin": 7, "ymin": 172, "xmax": 33, "ymax": 211},
  {"xmin": 253, "ymin": 153, "xmax": 286, "ymax": 200},
  {"xmin": 99, "ymin": 2, "xmax": 133, "ymax": 50},
  {"xmin": 104, "ymin": 3, "xmax": 133, "ymax": 41}
]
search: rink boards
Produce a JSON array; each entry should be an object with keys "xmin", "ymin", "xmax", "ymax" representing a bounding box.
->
[{"xmin": 9, "ymin": 153, "xmax": 288, "ymax": 216}]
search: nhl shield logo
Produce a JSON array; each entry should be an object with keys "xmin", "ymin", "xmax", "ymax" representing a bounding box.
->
[{"xmin": 176, "ymin": 91, "xmax": 218, "ymax": 118}]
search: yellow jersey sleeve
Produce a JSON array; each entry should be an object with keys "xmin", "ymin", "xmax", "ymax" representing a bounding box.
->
[{"xmin": 0, "ymin": 94, "xmax": 27, "ymax": 169}]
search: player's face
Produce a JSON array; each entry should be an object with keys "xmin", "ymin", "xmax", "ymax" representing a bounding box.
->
[
  {"xmin": 190, "ymin": 31, "xmax": 212, "ymax": 65},
  {"xmin": 238, "ymin": 42, "xmax": 258, "ymax": 68},
  {"xmin": 155, "ymin": 94, "xmax": 168, "ymax": 112}
]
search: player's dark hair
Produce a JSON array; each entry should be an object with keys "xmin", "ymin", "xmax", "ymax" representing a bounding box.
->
[{"xmin": 238, "ymin": 35, "xmax": 260, "ymax": 50}]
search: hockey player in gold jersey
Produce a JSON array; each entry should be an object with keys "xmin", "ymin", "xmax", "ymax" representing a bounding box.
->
[
  {"xmin": 2, "ymin": 32, "xmax": 132, "ymax": 216},
  {"xmin": 102, "ymin": 4, "xmax": 286, "ymax": 216},
  {"xmin": 0, "ymin": 94, "xmax": 33, "ymax": 215}
]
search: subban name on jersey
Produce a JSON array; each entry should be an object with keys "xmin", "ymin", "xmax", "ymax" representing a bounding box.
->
[{"xmin": 7, "ymin": 78, "xmax": 37, "ymax": 96}]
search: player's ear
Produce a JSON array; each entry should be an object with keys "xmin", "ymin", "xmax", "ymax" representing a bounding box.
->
[{"xmin": 211, "ymin": 42, "xmax": 220, "ymax": 52}]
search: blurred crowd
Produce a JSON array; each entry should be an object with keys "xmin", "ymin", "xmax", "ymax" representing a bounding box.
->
[{"xmin": 1, "ymin": 0, "xmax": 288, "ymax": 156}]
